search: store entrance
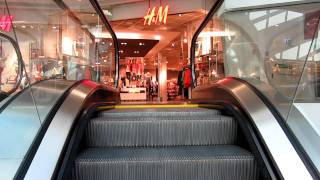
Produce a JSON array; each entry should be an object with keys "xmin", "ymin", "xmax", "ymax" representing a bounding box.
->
[{"xmin": 111, "ymin": 12, "xmax": 205, "ymax": 102}]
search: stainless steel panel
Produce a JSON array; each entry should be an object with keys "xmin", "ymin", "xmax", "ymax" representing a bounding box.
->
[
  {"xmin": 24, "ymin": 80, "xmax": 117, "ymax": 180},
  {"xmin": 193, "ymin": 78, "xmax": 313, "ymax": 180},
  {"xmin": 0, "ymin": 80, "xmax": 74, "ymax": 180}
]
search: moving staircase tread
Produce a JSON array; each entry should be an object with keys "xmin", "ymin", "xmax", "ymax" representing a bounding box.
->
[
  {"xmin": 76, "ymin": 145, "xmax": 254, "ymax": 161},
  {"xmin": 74, "ymin": 145, "xmax": 258, "ymax": 180},
  {"xmin": 73, "ymin": 107, "xmax": 258, "ymax": 180},
  {"xmin": 86, "ymin": 109, "xmax": 237, "ymax": 147},
  {"xmin": 98, "ymin": 108, "xmax": 221, "ymax": 118}
]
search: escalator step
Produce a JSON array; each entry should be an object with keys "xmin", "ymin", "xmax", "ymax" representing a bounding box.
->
[
  {"xmin": 98, "ymin": 108, "xmax": 221, "ymax": 119},
  {"xmin": 86, "ymin": 108, "xmax": 237, "ymax": 147},
  {"xmin": 74, "ymin": 145, "xmax": 258, "ymax": 180}
]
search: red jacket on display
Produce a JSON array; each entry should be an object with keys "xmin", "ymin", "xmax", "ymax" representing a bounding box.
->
[
  {"xmin": 184, "ymin": 68, "xmax": 191, "ymax": 88},
  {"xmin": 131, "ymin": 62, "xmax": 137, "ymax": 74}
]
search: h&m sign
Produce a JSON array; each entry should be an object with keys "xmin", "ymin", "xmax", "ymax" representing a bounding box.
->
[{"xmin": 144, "ymin": 5, "xmax": 169, "ymax": 26}]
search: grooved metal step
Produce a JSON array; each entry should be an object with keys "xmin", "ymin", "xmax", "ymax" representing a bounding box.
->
[
  {"xmin": 86, "ymin": 108, "xmax": 237, "ymax": 147},
  {"xmin": 74, "ymin": 145, "xmax": 258, "ymax": 180}
]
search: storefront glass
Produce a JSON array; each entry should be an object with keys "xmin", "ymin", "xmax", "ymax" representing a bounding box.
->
[
  {"xmin": 0, "ymin": 0, "xmax": 117, "ymax": 179},
  {"xmin": 193, "ymin": 1, "xmax": 320, "ymax": 172}
]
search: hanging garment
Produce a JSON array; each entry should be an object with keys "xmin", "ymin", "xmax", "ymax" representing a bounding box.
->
[
  {"xmin": 131, "ymin": 62, "xmax": 137, "ymax": 74},
  {"xmin": 177, "ymin": 70, "xmax": 183, "ymax": 95},
  {"xmin": 184, "ymin": 68, "xmax": 191, "ymax": 88},
  {"xmin": 126, "ymin": 60, "xmax": 131, "ymax": 72},
  {"xmin": 137, "ymin": 62, "xmax": 141, "ymax": 76}
]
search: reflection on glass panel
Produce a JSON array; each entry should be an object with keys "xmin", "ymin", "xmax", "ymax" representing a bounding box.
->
[
  {"xmin": 195, "ymin": 1, "xmax": 320, "ymax": 173},
  {"xmin": 195, "ymin": 17, "xmax": 226, "ymax": 86},
  {"xmin": 0, "ymin": 0, "xmax": 117, "ymax": 179},
  {"xmin": 287, "ymin": 22, "xmax": 320, "ymax": 171},
  {"xmin": 2, "ymin": 0, "xmax": 116, "ymax": 86},
  {"xmin": 268, "ymin": 11, "xmax": 286, "ymax": 27},
  {"xmin": 0, "ymin": 36, "xmax": 19, "ymax": 93}
]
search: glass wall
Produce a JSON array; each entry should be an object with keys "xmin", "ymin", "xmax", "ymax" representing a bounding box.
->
[
  {"xmin": 0, "ymin": 0, "xmax": 116, "ymax": 179},
  {"xmin": 193, "ymin": 1, "xmax": 320, "ymax": 173}
]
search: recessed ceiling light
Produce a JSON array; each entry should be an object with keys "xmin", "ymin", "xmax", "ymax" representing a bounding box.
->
[
  {"xmin": 179, "ymin": 14, "xmax": 182, "ymax": 17},
  {"xmin": 52, "ymin": 26, "xmax": 57, "ymax": 29},
  {"xmin": 139, "ymin": 42, "xmax": 145, "ymax": 46},
  {"xmin": 21, "ymin": 25, "xmax": 26, "ymax": 28},
  {"xmin": 183, "ymin": 38, "xmax": 187, "ymax": 43}
]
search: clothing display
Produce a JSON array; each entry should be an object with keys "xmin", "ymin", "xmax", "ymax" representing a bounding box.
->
[{"xmin": 178, "ymin": 66, "xmax": 191, "ymax": 99}]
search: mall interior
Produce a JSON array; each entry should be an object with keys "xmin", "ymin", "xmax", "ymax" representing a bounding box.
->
[{"xmin": 0, "ymin": 0, "xmax": 320, "ymax": 180}]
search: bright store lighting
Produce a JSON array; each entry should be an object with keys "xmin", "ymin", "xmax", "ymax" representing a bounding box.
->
[
  {"xmin": 154, "ymin": 35, "xmax": 161, "ymax": 40},
  {"xmin": 62, "ymin": 37, "xmax": 73, "ymax": 55},
  {"xmin": 198, "ymin": 31, "xmax": 235, "ymax": 37},
  {"xmin": 116, "ymin": 32, "xmax": 141, "ymax": 39},
  {"xmin": 212, "ymin": 69, "xmax": 217, "ymax": 76}
]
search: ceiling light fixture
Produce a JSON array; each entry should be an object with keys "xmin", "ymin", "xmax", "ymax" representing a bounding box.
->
[
  {"xmin": 183, "ymin": 38, "xmax": 187, "ymax": 43},
  {"xmin": 154, "ymin": 35, "xmax": 161, "ymax": 40},
  {"xmin": 198, "ymin": 31, "xmax": 235, "ymax": 37}
]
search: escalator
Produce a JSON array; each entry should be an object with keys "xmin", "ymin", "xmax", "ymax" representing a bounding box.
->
[
  {"xmin": 72, "ymin": 106, "xmax": 258, "ymax": 180},
  {"xmin": 2, "ymin": 77, "xmax": 315, "ymax": 180},
  {"xmin": 1, "ymin": 0, "xmax": 320, "ymax": 179}
]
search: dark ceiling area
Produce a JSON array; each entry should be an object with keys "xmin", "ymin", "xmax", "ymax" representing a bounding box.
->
[{"xmin": 118, "ymin": 39, "xmax": 159, "ymax": 58}]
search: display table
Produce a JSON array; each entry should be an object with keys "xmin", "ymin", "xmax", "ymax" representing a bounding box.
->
[{"xmin": 120, "ymin": 87, "xmax": 147, "ymax": 101}]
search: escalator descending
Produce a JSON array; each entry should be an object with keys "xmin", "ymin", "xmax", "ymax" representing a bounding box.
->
[{"xmin": 71, "ymin": 106, "xmax": 260, "ymax": 180}]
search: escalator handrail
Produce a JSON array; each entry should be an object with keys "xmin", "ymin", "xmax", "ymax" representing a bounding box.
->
[
  {"xmin": 190, "ymin": 0, "xmax": 224, "ymax": 88},
  {"xmin": 192, "ymin": 77, "xmax": 316, "ymax": 179},
  {"xmin": 89, "ymin": 0, "xmax": 120, "ymax": 88},
  {"xmin": 0, "ymin": 33, "xmax": 24, "ymax": 98},
  {"xmin": 20, "ymin": 80, "xmax": 119, "ymax": 180},
  {"xmin": 13, "ymin": 79, "xmax": 83, "ymax": 180},
  {"xmin": 0, "ymin": 78, "xmax": 68, "ymax": 113},
  {"xmin": 233, "ymin": 77, "xmax": 320, "ymax": 179}
]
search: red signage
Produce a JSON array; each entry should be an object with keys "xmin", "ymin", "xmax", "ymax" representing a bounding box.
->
[
  {"xmin": 144, "ymin": 5, "xmax": 169, "ymax": 26},
  {"xmin": 0, "ymin": 15, "xmax": 14, "ymax": 32}
]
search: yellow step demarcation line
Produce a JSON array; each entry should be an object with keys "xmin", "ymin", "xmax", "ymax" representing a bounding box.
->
[{"xmin": 97, "ymin": 104, "xmax": 220, "ymax": 110}]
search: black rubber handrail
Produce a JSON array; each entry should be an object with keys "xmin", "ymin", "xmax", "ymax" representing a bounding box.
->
[
  {"xmin": 190, "ymin": 0, "xmax": 224, "ymax": 87},
  {"xmin": 233, "ymin": 77, "xmax": 320, "ymax": 179},
  {"xmin": 14, "ymin": 80, "xmax": 84, "ymax": 180}
]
